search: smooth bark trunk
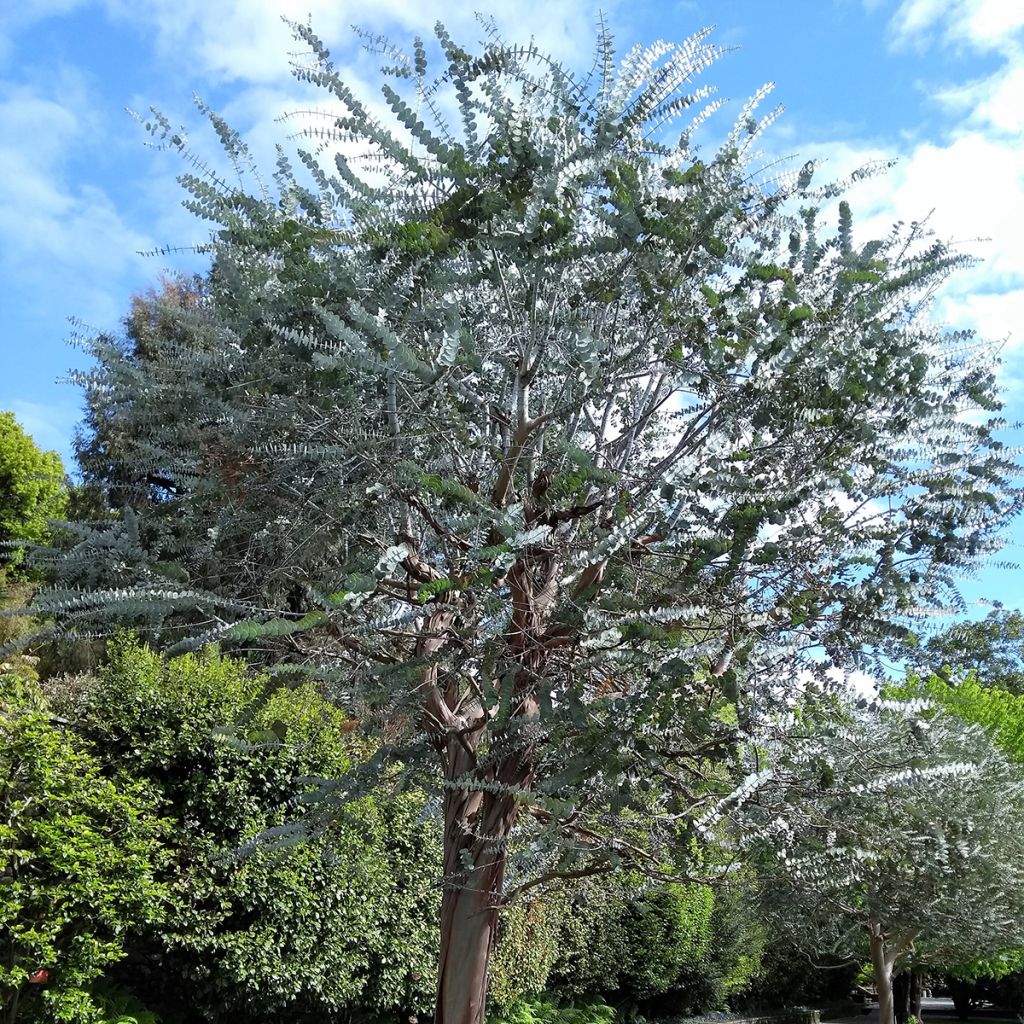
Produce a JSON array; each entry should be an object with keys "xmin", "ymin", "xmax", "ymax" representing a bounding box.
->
[
  {"xmin": 435, "ymin": 859, "xmax": 503, "ymax": 1024},
  {"xmin": 869, "ymin": 926, "xmax": 898, "ymax": 1024}
]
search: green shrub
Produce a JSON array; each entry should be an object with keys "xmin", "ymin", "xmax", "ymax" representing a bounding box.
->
[
  {"xmin": 489, "ymin": 898, "xmax": 567, "ymax": 1014},
  {"xmin": 0, "ymin": 568, "xmax": 39, "ymax": 681},
  {"xmin": 546, "ymin": 871, "xmax": 765, "ymax": 1016},
  {"xmin": 59, "ymin": 636, "xmax": 440, "ymax": 1022},
  {"xmin": 0, "ymin": 675, "xmax": 166, "ymax": 1024},
  {"xmin": 92, "ymin": 983, "xmax": 162, "ymax": 1024},
  {"xmin": 551, "ymin": 874, "xmax": 715, "ymax": 1003},
  {"xmin": 650, "ymin": 878, "xmax": 767, "ymax": 1016}
]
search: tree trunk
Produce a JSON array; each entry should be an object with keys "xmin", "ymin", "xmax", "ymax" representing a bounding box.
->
[
  {"xmin": 869, "ymin": 925, "xmax": 897, "ymax": 1024},
  {"xmin": 414, "ymin": 544, "xmax": 555, "ymax": 1024},
  {"xmin": 910, "ymin": 971, "xmax": 923, "ymax": 1023},
  {"xmin": 433, "ymin": 754, "xmax": 530, "ymax": 1024},
  {"xmin": 435, "ymin": 856, "xmax": 503, "ymax": 1024},
  {"xmin": 894, "ymin": 972, "xmax": 911, "ymax": 1024},
  {"xmin": 950, "ymin": 979, "xmax": 972, "ymax": 1021}
]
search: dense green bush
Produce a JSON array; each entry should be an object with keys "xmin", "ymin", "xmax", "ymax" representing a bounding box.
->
[
  {"xmin": 489, "ymin": 897, "xmax": 567, "ymax": 1014},
  {"xmin": 0, "ymin": 569, "xmax": 39, "ymax": 681},
  {"xmin": 734, "ymin": 939, "xmax": 858, "ymax": 1014},
  {"xmin": 91, "ymin": 983, "xmax": 162, "ymax": 1024},
  {"xmin": 650, "ymin": 880, "xmax": 767, "ymax": 1016},
  {"xmin": 551, "ymin": 874, "xmax": 715, "ymax": 1004},
  {"xmin": 0, "ymin": 675, "xmax": 166, "ymax": 1024},
  {"xmin": 541, "ymin": 871, "xmax": 764, "ymax": 1016},
  {"xmin": 55, "ymin": 636, "xmax": 440, "ymax": 1023}
]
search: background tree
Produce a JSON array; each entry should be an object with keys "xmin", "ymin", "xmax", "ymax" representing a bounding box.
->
[
  {"xmin": 0, "ymin": 412, "xmax": 67, "ymax": 572},
  {"xmin": 738, "ymin": 701, "xmax": 1024, "ymax": 1024},
  {"xmin": 0, "ymin": 675, "xmax": 166, "ymax": 1024},
  {"xmin": 916, "ymin": 610, "xmax": 1024, "ymax": 696},
  {"xmin": 26, "ymin": 21, "xmax": 1019, "ymax": 1024},
  {"xmin": 886, "ymin": 663, "xmax": 1024, "ymax": 1016}
]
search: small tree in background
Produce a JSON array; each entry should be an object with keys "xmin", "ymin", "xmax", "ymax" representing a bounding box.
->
[
  {"xmin": 20, "ymin": 20, "xmax": 1020, "ymax": 1023},
  {"xmin": 918, "ymin": 610, "xmax": 1024, "ymax": 696},
  {"xmin": 887, "ymin": 664, "xmax": 1024, "ymax": 1016},
  {"xmin": 739, "ymin": 701, "xmax": 1024, "ymax": 1024},
  {"xmin": 0, "ymin": 412, "xmax": 67, "ymax": 572}
]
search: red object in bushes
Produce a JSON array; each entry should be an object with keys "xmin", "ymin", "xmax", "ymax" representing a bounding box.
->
[{"xmin": 28, "ymin": 969, "xmax": 49, "ymax": 984}]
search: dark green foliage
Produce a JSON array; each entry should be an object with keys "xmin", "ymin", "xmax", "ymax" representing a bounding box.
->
[
  {"xmin": 548, "ymin": 873, "xmax": 762, "ymax": 1013},
  {"xmin": 489, "ymin": 898, "xmax": 566, "ymax": 1015},
  {"xmin": 0, "ymin": 675, "xmax": 166, "ymax": 1024},
  {"xmin": 56, "ymin": 637, "xmax": 439, "ymax": 1023},
  {"xmin": 735, "ymin": 941, "xmax": 858, "ymax": 1014},
  {"xmin": 491, "ymin": 872, "xmax": 765, "ymax": 1017},
  {"xmin": 91, "ymin": 984, "xmax": 162, "ymax": 1024}
]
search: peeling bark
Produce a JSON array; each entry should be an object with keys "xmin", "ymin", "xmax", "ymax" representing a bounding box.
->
[{"xmin": 426, "ymin": 545, "xmax": 555, "ymax": 1024}]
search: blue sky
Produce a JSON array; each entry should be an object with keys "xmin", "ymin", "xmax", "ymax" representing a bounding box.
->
[{"xmin": 0, "ymin": 0, "xmax": 1022, "ymax": 613}]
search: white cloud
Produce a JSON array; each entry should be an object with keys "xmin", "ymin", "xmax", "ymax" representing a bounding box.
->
[
  {"xmin": 887, "ymin": 0, "xmax": 1024, "ymax": 54},
  {"xmin": 934, "ymin": 63, "xmax": 1024, "ymax": 136},
  {"xmin": 0, "ymin": 82, "xmax": 153, "ymax": 318},
  {"xmin": 810, "ymin": 5, "xmax": 1024, "ymax": 361},
  {"xmin": 104, "ymin": 0, "xmax": 611, "ymax": 86}
]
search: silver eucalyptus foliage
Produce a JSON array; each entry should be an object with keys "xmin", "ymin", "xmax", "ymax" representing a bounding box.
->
[
  {"xmin": 12, "ymin": 17, "xmax": 1020, "ymax": 918},
  {"xmin": 736, "ymin": 699, "xmax": 1024, "ymax": 1024}
]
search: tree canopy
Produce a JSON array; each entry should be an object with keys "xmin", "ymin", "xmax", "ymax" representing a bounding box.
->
[{"xmin": 25, "ymin": 20, "xmax": 1021, "ymax": 1023}]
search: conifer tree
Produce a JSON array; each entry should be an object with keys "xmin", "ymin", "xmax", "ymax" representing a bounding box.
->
[{"xmin": 18, "ymin": 22, "xmax": 1021, "ymax": 1024}]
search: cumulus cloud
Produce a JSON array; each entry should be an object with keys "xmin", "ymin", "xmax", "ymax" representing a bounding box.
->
[
  {"xmin": 825, "ymin": 2, "xmax": 1024, "ymax": 357},
  {"xmin": 887, "ymin": 0, "xmax": 1024, "ymax": 54}
]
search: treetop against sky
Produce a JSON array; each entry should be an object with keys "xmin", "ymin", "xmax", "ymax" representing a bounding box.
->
[{"xmin": 0, "ymin": 0, "xmax": 1021, "ymax": 612}]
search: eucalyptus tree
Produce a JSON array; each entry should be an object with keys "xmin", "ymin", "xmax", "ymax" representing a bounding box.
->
[
  {"xmin": 736, "ymin": 702, "xmax": 1024, "ymax": 1024},
  {"xmin": 17, "ymin": 20, "xmax": 1020, "ymax": 1024}
]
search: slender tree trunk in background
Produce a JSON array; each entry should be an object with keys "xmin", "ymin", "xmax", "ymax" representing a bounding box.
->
[
  {"xmin": 950, "ymin": 979, "xmax": 972, "ymax": 1021},
  {"xmin": 894, "ymin": 972, "xmax": 911, "ymax": 1024},
  {"xmin": 869, "ymin": 926, "xmax": 897, "ymax": 1024},
  {"xmin": 910, "ymin": 971, "xmax": 923, "ymax": 1023}
]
